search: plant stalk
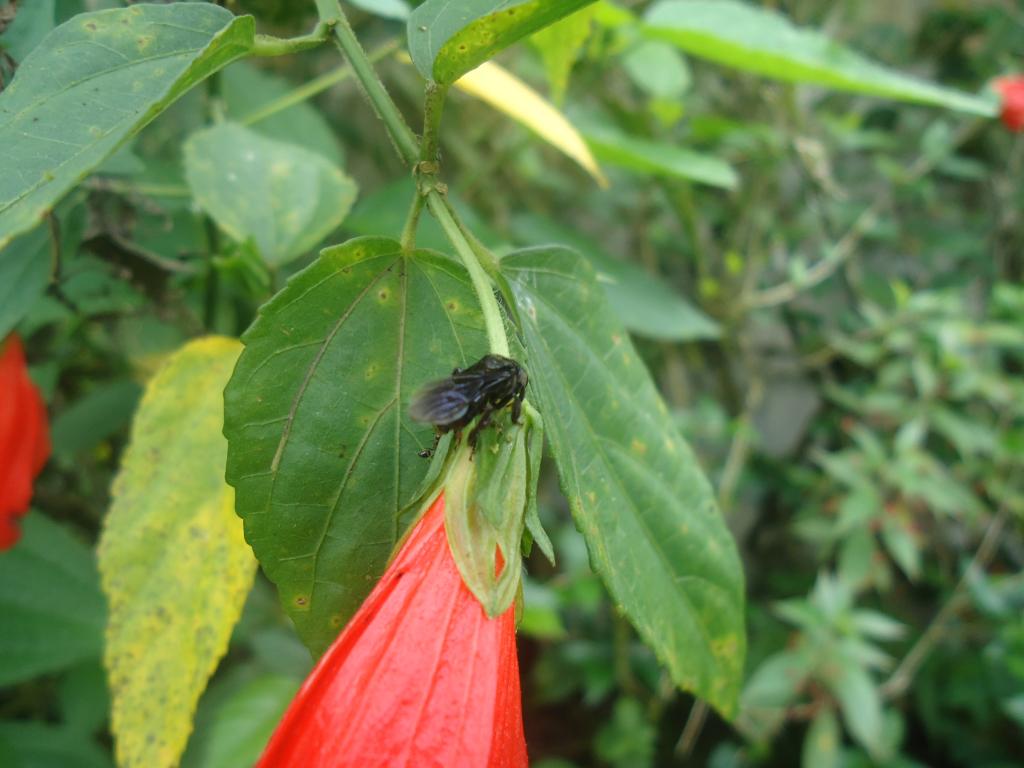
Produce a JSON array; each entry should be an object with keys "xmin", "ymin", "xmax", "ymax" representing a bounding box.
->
[
  {"xmin": 313, "ymin": 0, "xmax": 510, "ymax": 357},
  {"xmin": 251, "ymin": 22, "xmax": 331, "ymax": 57},
  {"xmin": 315, "ymin": 0, "xmax": 419, "ymax": 165},
  {"xmin": 427, "ymin": 192, "xmax": 510, "ymax": 357},
  {"xmin": 400, "ymin": 192, "xmax": 425, "ymax": 252}
]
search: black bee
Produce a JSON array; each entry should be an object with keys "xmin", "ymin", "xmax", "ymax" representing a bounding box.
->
[{"xmin": 409, "ymin": 354, "xmax": 528, "ymax": 458}]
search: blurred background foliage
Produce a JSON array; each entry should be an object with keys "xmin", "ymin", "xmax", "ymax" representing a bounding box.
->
[{"xmin": 1, "ymin": 0, "xmax": 1022, "ymax": 766}]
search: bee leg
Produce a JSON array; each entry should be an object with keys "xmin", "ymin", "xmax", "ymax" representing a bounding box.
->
[
  {"xmin": 468, "ymin": 409, "xmax": 494, "ymax": 449},
  {"xmin": 418, "ymin": 429, "xmax": 442, "ymax": 459},
  {"xmin": 512, "ymin": 389, "xmax": 525, "ymax": 424}
]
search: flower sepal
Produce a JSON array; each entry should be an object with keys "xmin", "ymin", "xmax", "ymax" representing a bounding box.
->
[{"xmin": 444, "ymin": 417, "xmax": 532, "ymax": 618}]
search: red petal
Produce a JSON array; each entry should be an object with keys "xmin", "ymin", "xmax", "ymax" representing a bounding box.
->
[
  {"xmin": 257, "ymin": 493, "xmax": 528, "ymax": 768},
  {"xmin": 996, "ymin": 76, "xmax": 1024, "ymax": 132},
  {"xmin": 0, "ymin": 334, "xmax": 51, "ymax": 550}
]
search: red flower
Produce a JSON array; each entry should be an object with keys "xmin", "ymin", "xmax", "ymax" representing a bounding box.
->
[
  {"xmin": 0, "ymin": 334, "xmax": 50, "ymax": 550},
  {"xmin": 995, "ymin": 76, "xmax": 1024, "ymax": 132},
  {"xmin": 257, "ymin": 492, "xmax": 528, "ymax": 768}
]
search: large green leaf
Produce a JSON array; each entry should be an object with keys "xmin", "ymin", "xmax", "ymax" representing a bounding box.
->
[
  {"xmin": 184, "ymin": 122, "xmax": 357, "ymax": 267},
  {"xmin": 0, "ymin": 721, "xmax": 112, "ymax": 768},
  {"xmin": 99, "ymin": 337, "xmax": 257, "ymax": 768},
  {"xmin": 509, "ymin": 213, "xmax": 719, "ymax": 341},
  {"xmin": 408, "ymin": 0, "xmax": 598, "ymax": 84},
  {"xmin": 503, "ymin": 246, "xmax": 745, "ymax": 716},
  {"xmin": 644, "ymin": 0, "xmax": 995, "ymax": 116},
  {"xmin": 583, "ymin": 125, "xmax": 738, "ymax": 189},
  {"xmin": 224, "ymin": 237, "xmax": 488, "ymax": 655},
  {"xmin": 0, "ymin": 513, "xmax": 105, "ymax": 686},
  {"xmin": 0, "ymin": 3, "xmax": 254, "ymax": 249}
]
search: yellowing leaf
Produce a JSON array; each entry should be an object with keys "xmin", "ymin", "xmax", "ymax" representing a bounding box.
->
[
  {"xmin": 454, "ymin": 61, "xmax": 608, "ymax": 187},
  {"xmin": 99, "ymin": 337, "xmax": 256, "ymax": 768}
]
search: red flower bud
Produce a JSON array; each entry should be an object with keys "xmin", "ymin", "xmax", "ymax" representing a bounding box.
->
[
  {"xmin": 995, "ymin": 76, "xmax": 1024, "ymax": 132},
  {"xmin": 257, "ymin": 492, "xmax": 528, "ymax": 768},
  {"xmin": 0, "ymin": 334, "xmax": 50, "ymax": 550}
]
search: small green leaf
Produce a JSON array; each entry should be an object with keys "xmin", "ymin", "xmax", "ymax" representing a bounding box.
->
[
  {"xmin": 0, "ymin": 3, "xmax": 255, "ymax": 249},
  {"xmin": 830, "ymin": 662, "xmax": 885, "ymax": 760},
  {"xmin": 409, "ymin": 0, "xmax": 599, "ymax": 84},
  {"xmin": 99, "ymin": 337, "xmax": 257, "ymax": 768},
  {"xmin": 594, "ymin": 697, "xmax": 656, "ymax": 768},
  {"xmin": 504, "ymin": 246, "xmax": 746, "ymax": 716},
  {"xmin": 802, "ymin": 707, "xmax": 841, "ymax": 768},
  {"xmin": 880, "ymin": 517, "xmax": 921, "ymax": 581},
  {"xmin": 644, "ymin": 0, "xmax": 996, "ymax": 116},
  {"xmin": 509, "ymin": 213, "xmax": 720, "ymax": 341},
  {"xmin": 184, "ymin": 122, "xmax": 356, "ymax": 267},
  {"xmin": 583, "ymin": 125, "xmax": 739, "ymax": 189},
  {"xmin": 224, "ymin": 237, "xmax": 488, "ymax": 656},
  {"xmin": 736, "ymin": 649, "xmax": 812, "ymax": 741},
  {"xmin": 530, "ymin": 7, "xmax": 595, "ymax": 103},
  {"xmin": 622, "ymin": 41, "xmax": 691, "ymax": 100},
  {"xmin": 0, "ymin": 513, "xmax": 105, "ymax": 686}
]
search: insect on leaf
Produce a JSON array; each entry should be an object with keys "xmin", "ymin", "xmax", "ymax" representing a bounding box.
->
[{"xmin": 224, "ymin": 237, "xmax": 488, "ymax": 656}]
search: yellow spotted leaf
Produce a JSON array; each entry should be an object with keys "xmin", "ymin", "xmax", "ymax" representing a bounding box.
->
[
  {"xmin": 99, "ymin": 337, "xmax": 256, "ymax": 768},
  {"xmin": 454, "ymin": 60, "xmax": 608, "ymax": 187}
]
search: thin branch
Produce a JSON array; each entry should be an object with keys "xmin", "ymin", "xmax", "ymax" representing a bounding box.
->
[
  {"xmin": 675, "ymin": 699, "xmax": 709, "ymax": 758},
  {"xmin": 250, "ymin": 22, "xmax": 331, "ymax": 57},
  {"xmin": 315, "ymin": 0, "xmax": 419, "ymax": 165},
  {"xmin": 240, "ymin": 39, "xmax": 399, "ymax": 126},
  {"xmin": 745, "ymin": 119, "xmax": 983, "ymax": 309},
  {"xmin": 880, "ymin": 508, "xmax": 1008, "ymax": 700}
]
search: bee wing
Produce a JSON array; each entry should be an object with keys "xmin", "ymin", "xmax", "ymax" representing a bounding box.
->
[{"xmin": 408, "ymin": 379, "xmax": 471, "ymax": 425}]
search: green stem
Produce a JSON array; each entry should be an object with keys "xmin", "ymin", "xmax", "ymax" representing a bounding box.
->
[
  {"xmin": 250, "ymin": 22, "xmax": 331, "ymax": 57},
  {"xmin": 85, "ymin": 178, "xmax": 191, "ymax": 197},
  {"xmin": 400, "ymin": 192, "xmax": 425, "ymax": 252},
  {"xmin": 427, "ymin": 192, "xmax": 510, "ymax": 357},
  {"xmin": 315, "ymin": 0, "xmax": 419, "ymax": 165},
  {"xmin": 453, "ymin": 211, "xmax": 500, "ymax": 276},
  {"xmin": 419, "ymin": 81, "xmax": 449, "ymax": 166},
  {"xmin": 240, "ymin": 39, "xmax": 399, "ymax": 126}
]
